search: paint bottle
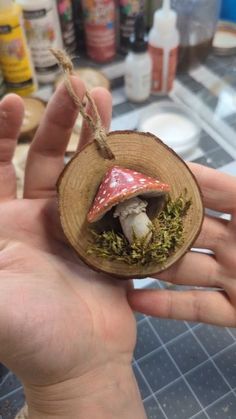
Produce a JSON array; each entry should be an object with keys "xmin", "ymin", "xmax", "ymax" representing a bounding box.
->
[
  {"xmin": 124, "ymin": 14, "xmax": 152, "ymax": 102},
  {"xmin": 119, "ymin": 0, "xmax": 145, "ymax": 54},
  {"xmin": 0, "ymin": 0, "xmax": 37, "ymax": 96},
  {"xmin": 71, "ymin": 0, "xmax": 85, "ymax": 52},
  {"xmin": 148, "ymin": 0, "xmax": 179, "ymax": 94},
  {"xmin": 17, "ymin": 0, "xmax": 63, "ymax": 84},
  {"xmin": 82, "ymin": 0, "xmax": 116, "ymax": 62},
  {"xmin": 57, "ymin": 0, "xmax": 76, "ymax": 54}
]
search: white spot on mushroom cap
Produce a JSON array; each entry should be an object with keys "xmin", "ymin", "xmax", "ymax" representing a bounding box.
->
[{"xmin": 110, "ymin": 181, "xmax": 117, "ymax": 188}]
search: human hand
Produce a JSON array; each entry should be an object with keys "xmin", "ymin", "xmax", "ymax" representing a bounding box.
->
[
  {"xmin": 0, "ymin": 84, "xmax": 145, "ymax": 419},
  {"xmin": 128, "ymin": 162, "xmax": 236, "ymax": 327}
]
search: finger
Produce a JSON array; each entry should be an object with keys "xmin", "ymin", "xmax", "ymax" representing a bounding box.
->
[
  {"xmin": 128, "ymin": 289, "xmax": 236, "ymax": 327},
  {"xmin": 0, "ymin": 94, "xmax": 24, "ymax": 201},
  {"xmin": 24, "ymin": 76, "xmax": 86, "ymax": 199},
  {"xmin": 154, "ymin": 252, "xmax": 220, "ymax": 288},
  {"xmin": 193, "ymin": 215, "xmax": 228, "ymax": 253},
  {"xmin": 188, "ymin": 162, "xmax": 236, "ymax": 213},
  {"xmin": 78, "ymin": 87, "xmax": 112, "ymax": 152}
]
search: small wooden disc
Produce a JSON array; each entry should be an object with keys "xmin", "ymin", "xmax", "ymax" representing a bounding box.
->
[
  {"xmin": 58, "ymin": 131, "xmax": 204, "ymax": 279},
  {"xmin": 13, "ymin": 143, "xmax": 29, "ymax": 197},
  {"xmin": 66, "ymin": 131, "xmax": 79, "ymax": 156},
  {"xmin": 20, "ymin": 97, "xmax": 45, "ymax": 142},
  {"xmin": 54, "ymin": 67, "xmax": 110, "ymax": 91}
]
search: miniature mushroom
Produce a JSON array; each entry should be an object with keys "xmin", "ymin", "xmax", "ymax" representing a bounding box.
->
[{"xmin": 87, "ymin": 166, "xmax": 170, "ymax": 244}]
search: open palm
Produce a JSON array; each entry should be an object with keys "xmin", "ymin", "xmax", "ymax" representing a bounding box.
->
[{"xmin": 0, "ymin": 82, "xmax": 136, "ymax": 395}]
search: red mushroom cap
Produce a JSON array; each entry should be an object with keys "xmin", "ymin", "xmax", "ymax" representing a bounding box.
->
[{"xmin": 87, "ymin": 166, "xmax": 170, "ymax": 223}]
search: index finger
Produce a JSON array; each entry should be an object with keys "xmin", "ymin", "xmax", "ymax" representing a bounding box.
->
[
  {"xmin": 24, "ymin": 76, "xmax": 85, "ymax": 199},
  {"xmin": 188, "ymin": 162, "xmax": 236, "ymax": 213}
]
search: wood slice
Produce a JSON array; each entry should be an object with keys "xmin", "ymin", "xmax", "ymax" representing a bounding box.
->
[
  {"xmin": 57, "ymin": 131, "xmax": 204, "ymax": 279},
  {"xmin": 66, "ymin": 131, "xmax": 80, "ymax": 156},
  {"xmin": 20, "ymin": 97, "xmax": 45, "ymax": 142},
  {"xmin": 54, "ymin": 67, "xmax": 110, "ymax": 91},
  {"xmin": 15, "ymin": 404, "xmax": 28, "ymax": 419},
  {"xmin": 13, "ymin": 143, "xmax": 30, "ymax": 197}
]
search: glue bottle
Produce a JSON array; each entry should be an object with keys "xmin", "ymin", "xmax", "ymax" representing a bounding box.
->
[
  {"xmin": 148, "ymin": 0, "xmax": 179, "ymax": 94},
  {"xmin": 125, "ymin": 14, "xmax": 152, "ymax": 103},
  {"xmin": 0, "ymin": 0, "xmax": 37, "ymax": 96}
]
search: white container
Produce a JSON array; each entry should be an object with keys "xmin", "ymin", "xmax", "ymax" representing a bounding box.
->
[
  {"xmin": 125, "ymin": 14, "xmax": 152, "ymax": 103},
  {"xmin": 148, "ymin": 0, "xmax": 179, "ymax": 94},
  {"xmin": 17, "ymin": 0, "xmax": 63, "ymax": 84},
  {"xmin": 138, "ymin": 101, "xmax": 201, "ymax": 159}
]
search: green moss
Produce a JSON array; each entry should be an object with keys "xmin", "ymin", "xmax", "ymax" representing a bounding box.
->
[{"xmin": 87, "ymin": 192, "xmax": 191, "ymax": 266}]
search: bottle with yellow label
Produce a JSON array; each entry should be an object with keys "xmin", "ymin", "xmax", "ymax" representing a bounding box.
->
[{"xmin": 0, "ymin": 0, "xmax": 37, "ymax": 96}]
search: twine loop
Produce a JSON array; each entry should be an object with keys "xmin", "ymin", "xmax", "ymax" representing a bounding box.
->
[{"xmin": 51, "ymin": 48, "xmax": 114, "ymax": 160}]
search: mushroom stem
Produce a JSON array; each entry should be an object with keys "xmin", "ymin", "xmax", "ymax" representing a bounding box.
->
[{"xmin": 114, "ymin": 197, "xmax": 152, "ymax": 244}]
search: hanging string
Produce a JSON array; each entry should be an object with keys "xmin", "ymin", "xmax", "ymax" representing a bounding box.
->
[{"xmin": 50, "ymin": 49, "xmax": 114, "ymax": 160}]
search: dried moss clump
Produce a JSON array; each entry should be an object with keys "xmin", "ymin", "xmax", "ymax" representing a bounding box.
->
[{"xmin": 87, "ymin": 193, "xmax": 191, "ymax": 266}]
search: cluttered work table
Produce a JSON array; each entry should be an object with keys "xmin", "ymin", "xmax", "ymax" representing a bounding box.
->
[{"xmin": 1, "ymin": 50, "xmax": 236, "ymax": 418}]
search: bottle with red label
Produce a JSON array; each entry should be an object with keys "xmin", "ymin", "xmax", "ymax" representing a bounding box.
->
[
  {"xmin": 148, "ymin": 0, "xmax": 179, "ymax": 94},
  {"xmin": 82, "ymin": 0, "xmax": 116, "ymax": 63}
]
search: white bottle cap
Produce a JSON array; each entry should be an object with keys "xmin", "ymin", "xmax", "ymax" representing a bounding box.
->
[
  {"xmin": 154, "ymin": 0, "xmax": 177, "ymax": 35},
  {"xmin": 0, "ymin": 0, "xmax": 13, "ymax": 10}
]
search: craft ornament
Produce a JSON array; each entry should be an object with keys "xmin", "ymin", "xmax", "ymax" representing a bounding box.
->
[{"xmin": 52, "ymin": 49, "xmax": 204, "ymax": 279}]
